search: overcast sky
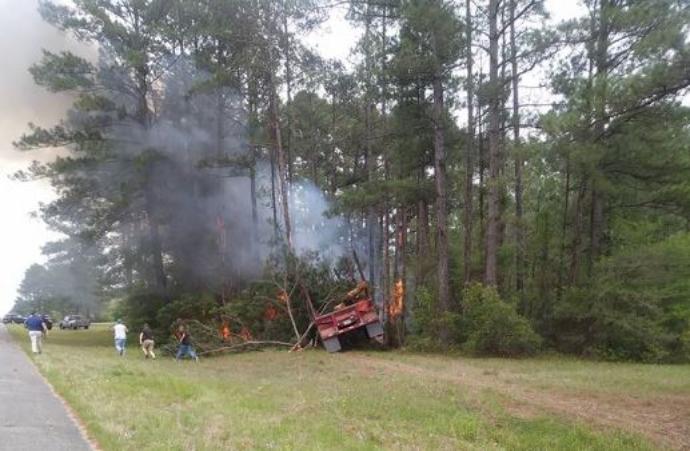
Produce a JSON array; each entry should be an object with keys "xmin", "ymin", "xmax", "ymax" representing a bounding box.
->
[{"xmin": 0, "ymin": 0, "xmax": 583, "ymax": 315}]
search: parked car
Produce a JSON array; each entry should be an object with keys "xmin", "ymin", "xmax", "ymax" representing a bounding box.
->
[
  {"xmin": 59, "ymin": 315, "xmax": 90, "ymax": 330},
  {"xmin": 2, "ymin": 313, "xmax": 25, "ymax": 324}
]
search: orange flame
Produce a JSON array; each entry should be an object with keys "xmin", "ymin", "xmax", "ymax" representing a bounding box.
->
[
  {"xmin": 264, "ymin": 305, "xmax": 279, "ymax": 321},
  {"xmin": 220, "ymin": 323, "xmax": 231, "ymax": 341},
  {"xmin": 389, "ymin": 279, "xmax": 404, "ymax": 318},
  {"xmin": 277, "ymin": 289, "xmax": 289, "ymax": 304},
  {"xmin": 239, "ymin": 326, "xmax": 253, "ymax": 341}
]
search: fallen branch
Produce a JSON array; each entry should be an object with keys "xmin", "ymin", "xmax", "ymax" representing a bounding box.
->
[{"xmin": 290, "ymin": 322, "xmax": 316, "ymax": 352}]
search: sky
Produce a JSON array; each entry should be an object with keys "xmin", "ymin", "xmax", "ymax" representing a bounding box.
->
[
  {"xmin": 0, "ymin": 0, "xmax": 78, "ymax": 315},
  {"xmin": 0, "ymin": 0, "xmax": 584, "ymax": 316}
]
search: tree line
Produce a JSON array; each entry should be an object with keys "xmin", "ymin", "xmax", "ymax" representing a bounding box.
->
[{"xmin": 13, "ymin": 0, "xmax": 690, "ymax": 361}]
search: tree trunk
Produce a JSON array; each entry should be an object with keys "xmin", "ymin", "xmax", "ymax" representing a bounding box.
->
[
  {"xmin": 416, "ymin": 194, "xmax": 430, "ymax": 287},
  {"xmin": 364, "ymin": 2, "xmax": 377, "ymax": 291},
  {"xmin": 133, "ymin": 14, "xmax": 166, "ymax": 292},
  {"xmin": 282, "ymin": 5, "xmax": 294, "ymax": 183},
  {"xmin": 463, "ymin": 0, "xmax": 474, "ymax": 286},
  {"xmin": 510, "ymin": 0, "xmax": 525, "ymax": 296},
  {"xmin": 417, "ymin": 198, "xmax": 430, "ymax": 259},
  {"xmin": 569, "ymin": 177, "xmax": 587, "ymax": 285},
  {"xmin": 267, "ymin": 46, "xmax": 292, "ymax": 251},
  {"xmin": 248, "ymin": 83, "xmax": 260, "ymax": 264},
  {"xmin": 485, "ymin": 0, "xmax": 501, "ymax": 286},
  {"xmin": 558, "ymin": 155, "xmax": 570, "ymax": 293},
  {"xmin": 144, "ymin": 183, "xmax": 167, "ymax": 291},
  {"xmin": 589, "ymin": 0, "xmax": 609, "ymax": 271},
  {"xmin": 432, "ymin": 74, "xmax": 450, "ymax": 343},
  {"xmin": 269, "ymin": 143, "xmax": 279, "ymax": 242},
  {"xmin": 478, "ymin": 82, "xmax": 485, "ymax": 265},
  {"xmin": 375, "ymin": 1, "xmax": 389, "ymax": 310}
]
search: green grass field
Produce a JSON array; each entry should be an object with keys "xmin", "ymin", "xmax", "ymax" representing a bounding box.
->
[{"xmin": 7, "ymin": 323, "xmax": 690, "ymax": 450}]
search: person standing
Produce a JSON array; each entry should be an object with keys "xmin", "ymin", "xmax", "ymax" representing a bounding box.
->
[
  {"xmin": 24, "ymin": 312, "xmax": 47, "ymax": 354},
  {"xmin": 139, "ymin": 323, "xmax": 156, "ymax": 359},
  {"xmin": 113, "ymin": 319, "xmax": 128, "ymax": 356},
  {"xmin": 175, "ymin": 324, "xmax": 199, "ymax": 362}
]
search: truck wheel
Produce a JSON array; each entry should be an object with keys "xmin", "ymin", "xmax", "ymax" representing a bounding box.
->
[
  {"xmin": 365, "ymin": 322, "xmax": 384, "ymax": 339},
  {"xmin": 323, "ymin": 337, "xmax": 341, "ymax": 353},
  {"xmin": 85, "ymin": 325, "xmax": 89, "ymax": 330}
]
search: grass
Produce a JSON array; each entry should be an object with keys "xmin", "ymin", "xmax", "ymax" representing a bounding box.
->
[{"xmin": 7, "ymin": 323, "xmax": 687, "ymax": 450}]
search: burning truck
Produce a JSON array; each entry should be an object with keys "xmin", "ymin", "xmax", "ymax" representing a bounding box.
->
[{"xmin": 313, "ymin": 281, "xmax": 384, "ymax": 353}]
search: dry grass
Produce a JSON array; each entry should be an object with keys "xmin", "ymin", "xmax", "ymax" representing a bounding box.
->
[{"xmin": 9, "ymin": 323, "xmax": 685, "ymax": 450}]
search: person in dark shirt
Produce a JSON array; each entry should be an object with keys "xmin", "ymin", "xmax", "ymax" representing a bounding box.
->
[
  {"xmin": 139, "ymin": 323, "xmax": 156, "ymax": 359},
  {"xmin": 175, "ymin": 324, "xmax": 199, "ymax": 362},
  {"xmin": 24, "ymin": 312, "xmax": 48, "ymax": 354}
]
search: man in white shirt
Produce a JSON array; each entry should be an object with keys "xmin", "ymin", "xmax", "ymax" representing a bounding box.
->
[{"xmin": 113, "ymin": 319, "xmax": 128, "ymax": 356}]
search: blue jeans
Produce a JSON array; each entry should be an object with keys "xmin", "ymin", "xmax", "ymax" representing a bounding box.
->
[
  {"xmin": 176, "ymin": 344, "xmax": 198, "ymax": 360},
  {"xmin": 115, "ymin": 338, "xmax": 126, "ymax": 354}
]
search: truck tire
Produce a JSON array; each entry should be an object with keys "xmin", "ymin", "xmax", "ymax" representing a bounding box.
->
[
  {"xmin": 323, "ymin": 337, "xmax": 341, "ymax": 353},
  {"xmin": 365, "ymin": 322, "xmax": 384, "ymax": 339}
]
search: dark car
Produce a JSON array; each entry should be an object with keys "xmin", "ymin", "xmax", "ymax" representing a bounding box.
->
[
  {"xmin": 2, "ymin": 313, "xmax": 26, "ymax": 324},
  {"xmin": 59, "ymin": 315, "xmax": 90, "ymax": 330}
]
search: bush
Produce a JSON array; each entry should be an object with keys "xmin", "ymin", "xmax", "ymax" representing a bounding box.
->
[
  {"xmin": 116, "ymin": 253, "xmax": 359, "ymax": 349},
  {"xmin": 461, "ymin": 284, "xmax": 541, "ymax": 357},
  {"xmin": 114, "ymin": 289, "xmax": 166, "ymax": 333},
  {"xmin": 553, "ymin": 286, "xmax": 671, "ymax": 362},
  {"xmin": 549, "ymin": 233, "xmax": 690, "ymax": 363},
  {"xmin": 408, "ymin": 286, "xmax": 462, "ymax": 349}
]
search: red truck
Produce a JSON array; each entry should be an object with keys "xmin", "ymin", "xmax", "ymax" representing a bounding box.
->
[{"xmin": 314, "ymin": 283, "xmax": 384, "ymax": 352}]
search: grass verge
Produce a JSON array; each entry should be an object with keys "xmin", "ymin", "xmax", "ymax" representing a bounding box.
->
[{"xmin": 7, "ymin": 324, "xmax": 675, "ymax": 450}]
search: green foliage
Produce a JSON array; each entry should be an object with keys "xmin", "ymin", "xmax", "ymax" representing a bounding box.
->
[
  {"xmin": 17, "ymin": 0, "xmax": 690, "ymax": 365},
  {"xmin": 553, "ymin": 287, "xmax": 670, "ymax": 362},
  {"xmin": 115, "ymin": 253, "xmax": 357, "ymax": 347},
  {"xmin": 552, "ymin": 233, "xmax": 690, "ymax": 362},
  {"xmin": 113, "ymin": 289, "xmax": 167, "ymax": 336},
  {"xmin": 407, "ymin": 286, "xmax": 462, "ymax": 350},
  {"xmin": 461, "ymin": 284, "xmax": 541, "ymax": 357},
  {"xmin": 408, "ymin": 284, "xmax": 540, "ymax": 357},
  {"xmin": 29, "ymin": 50, "xmax": 95, "ymax": 92}
]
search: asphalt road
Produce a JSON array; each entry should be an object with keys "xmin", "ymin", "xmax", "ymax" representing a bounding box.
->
[{"xmin": 0, "ymin": 324, "xmax": 92, "ymax": 451}]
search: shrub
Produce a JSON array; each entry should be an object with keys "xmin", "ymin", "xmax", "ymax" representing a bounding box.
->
[
  {"xmin": 553, "ymin": 286, "xmax": 671, "ymax": 362},
  {"xmin": 549, "ymin": 233, "xmax": 690, "ymax": 363},
  {"xmin": 461, "ymin": 284, "xmax": 541, "ymax": 357},
  {"xmin": 408, "ymin": 286, "xmax": 462, "ymax": 349},
  {"xmin": 115, "ymin": 289, "xmax": 166, "ymax": 332}
]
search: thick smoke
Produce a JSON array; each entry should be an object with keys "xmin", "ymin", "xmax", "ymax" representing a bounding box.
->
[
  {"xmin": 77, "ymin": 51, "xmax": 351, "ymax": 293},
  {"xmin": 290, "ymin": 181, "xmax": 348, "ymax": 261}
]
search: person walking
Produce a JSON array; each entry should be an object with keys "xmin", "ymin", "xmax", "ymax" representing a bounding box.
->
[
  {"xmin": 139, "ymin": 323, "xmax": 156, "ymax": 359},
  {"xmin": 113, "ymin": 319, "xmax": 128, "ymax": 356},
  {"xmin": 24, "ymin": 312, "xmax": 47, "ymax": 355},
  {"xmin": 175, "ymin": 324, "xmax": 199, "ymax": 362}
]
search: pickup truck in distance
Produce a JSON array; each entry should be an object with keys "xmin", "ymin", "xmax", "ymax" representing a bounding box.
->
[{"xmin": 59, "ymin": 315, "xmax": 91, "ymax": 330}]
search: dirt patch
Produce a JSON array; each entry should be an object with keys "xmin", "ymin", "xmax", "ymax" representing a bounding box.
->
[{"xmin": 347, "ymin": 354, "xmax": 690, "ymax": 450}]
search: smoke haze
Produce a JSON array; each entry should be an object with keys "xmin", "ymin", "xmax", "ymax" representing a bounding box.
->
[{"xmin": 0, "ymin": 0, "xmax": 92, "ymax": 315}]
